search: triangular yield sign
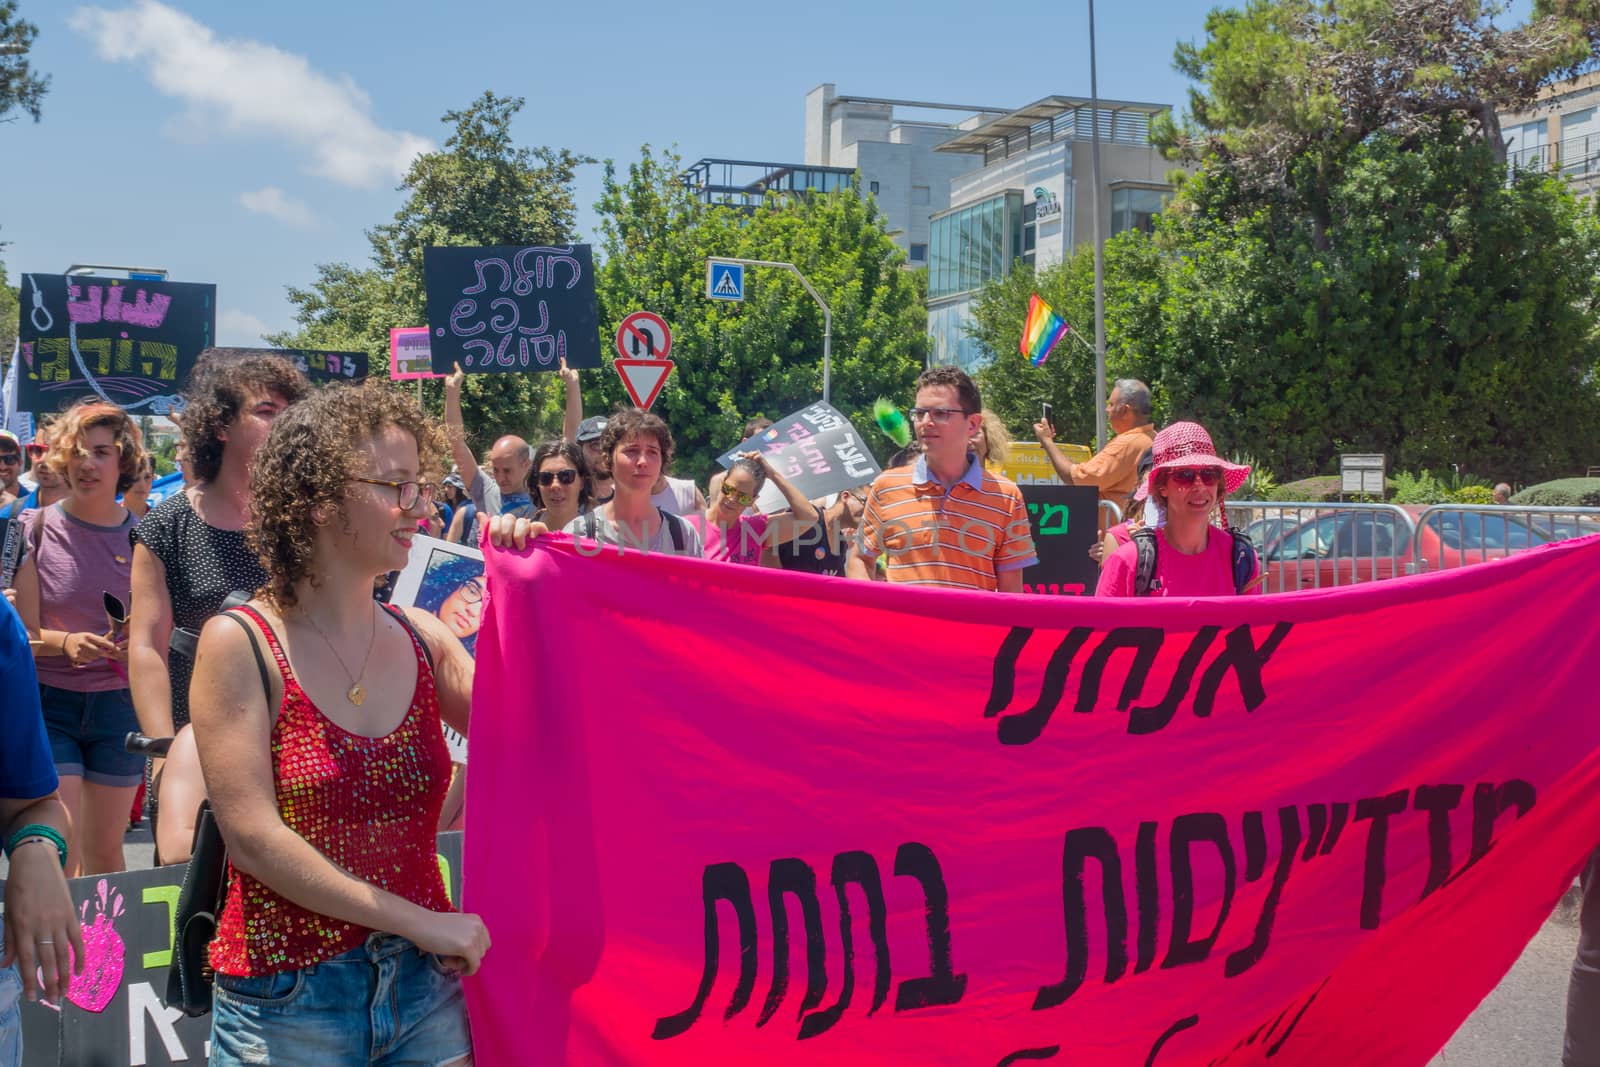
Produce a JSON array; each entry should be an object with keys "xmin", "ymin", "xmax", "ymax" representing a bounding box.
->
[{"xmin": 614, "ymin": 358, "xmax": 674, "ymax": 410}]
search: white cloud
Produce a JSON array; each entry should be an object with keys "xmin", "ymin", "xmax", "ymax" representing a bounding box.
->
[
  {"xmin": 69, "ymin": 1, "xmax": 431, "ymax": 188},
  {"xmin": 216, "ymin": 309, "xmax": 272, "ymax": 345},
  {"xmin": 239, "ymin": 186, "xmax": 314, "ymax": 227}
]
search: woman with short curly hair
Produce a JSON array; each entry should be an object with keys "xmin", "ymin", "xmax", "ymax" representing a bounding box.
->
[
  {"xmin": 13, "ymin": 401, "xmax": 145, "ymax": 875},
  {"xmin": 188, "ymin": 383, "xmax": 484, "ymax": 1066},
  {"xmin": 128, "ymin": 353, "xmax": 307, "ymax": 863}
]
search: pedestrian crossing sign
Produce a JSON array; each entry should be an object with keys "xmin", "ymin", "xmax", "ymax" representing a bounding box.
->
[{"xmin": 706, "ymin": 260, "xmax": 745, "ymax": 301}]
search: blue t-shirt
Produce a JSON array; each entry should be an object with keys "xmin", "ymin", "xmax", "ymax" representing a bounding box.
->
[{"xmin": 0, "ymin": 595, "xmax": 57, "ymax": 800}]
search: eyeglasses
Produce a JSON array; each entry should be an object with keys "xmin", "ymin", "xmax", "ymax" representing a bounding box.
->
[
  {"xmin": 1167, "ymin": 468, "xmax": 1222, "ymax": 487},
  {"xmin": 353, "ymin": 477, "xmax": 436, "ymax": 510},
  {"xmin": 720, "ymin": 482, "xmax": 756, "ymax": 507},
  {"xmin": 537, "ymin": 469, "xmax": 579, "ymax": 487},
  {"xmin": 908, "ymin": 407, "xmax": 972, "ymax": 425},
  {"xmin": 456, "ymin": 578, "xmax": 485, "ymax": 604},
  {"xmin": 25, "ymin": 443, "xmax": 48, "ymax": 459},
  {"xmin": 0, "ymin": 452, "xmax": 19, "ymax": 465}
]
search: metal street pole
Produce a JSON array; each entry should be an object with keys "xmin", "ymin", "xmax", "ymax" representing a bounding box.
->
[
  {"xmin": 706, "ymin": 257, "xmax": 832, "ymax": 404},
  {"xmin": 1088, "ymin": 0, "xmax": 1108, "ymax": 451}
]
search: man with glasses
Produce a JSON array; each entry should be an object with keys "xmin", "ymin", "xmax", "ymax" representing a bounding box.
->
[
  {"xmin": 847, "ymin": 366, "xmax": 1036, "ymax": 591},
  {"xmin": 0, "ymin": 432, "xmax": 21, "ymax": 511},
  {"xmin": 1033, "ymin": 378, "xmax": 1156, "ymax": 509}
]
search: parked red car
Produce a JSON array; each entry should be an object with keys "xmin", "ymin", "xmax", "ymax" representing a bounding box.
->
[{"xmin": 1244, "ymin": 506, "xmax": 1599, "ymax": 593}]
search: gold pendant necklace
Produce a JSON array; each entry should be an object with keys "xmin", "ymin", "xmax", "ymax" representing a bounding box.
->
[{"xmin": 300, "ymin": 605, "xmax": 378, "ymax": 706}]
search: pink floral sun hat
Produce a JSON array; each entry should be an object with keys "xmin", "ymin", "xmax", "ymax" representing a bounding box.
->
[{"xmin": 1140, "ymin": 421, "xmax": 1250, "ymax": 500}]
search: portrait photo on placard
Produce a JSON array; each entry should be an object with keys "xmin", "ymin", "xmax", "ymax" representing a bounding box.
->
[{"xmin": 389, "ymin": 535, "xmax": 485, "ymax": 658}]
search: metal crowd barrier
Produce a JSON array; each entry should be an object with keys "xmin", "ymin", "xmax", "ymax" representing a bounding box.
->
[
  {"xmin": 1409, "ymin": 504, "xmax": 1600, "ymax": 573},
  {"xmin": 1223, "ymin": 501, "xmax": 1600, "ymax": 593},
  {"xmin": 1223, "ymin": 501, "xmax": 1417, "ymax": 595},
  {"xmin": 1099, "ymin": 500, "xmax": 1123, "ymax": 528}
]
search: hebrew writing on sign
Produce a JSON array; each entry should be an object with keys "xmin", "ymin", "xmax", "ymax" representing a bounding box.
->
[
  {"xmin": 390, "ymin": 326, "xmax": 441, "ymax": 380},
  {"xmin": 17, "ymin": 273, "xmax": 215, "ymax": 414},
  {"xmin": 423, "ymin": 245, "xmax": 602, "ymax": 374},
  {"xmin": 205, "ymin": 345, "xmax": 369, "ymax": 385},
  {"xmin": 8, "ymin": 834, "xmax": 463, "ymax": 1067},
  {"xmin": 1019, "ymin": 483, "xmax": 1101, "ymax": 595},
  {"xmin": 714, "ymin": 401, "xmax": 882, "ymax": 512},
  {"xmin": 464, "ymin": 535, "xmax": 1600, "ymax": 1066}
]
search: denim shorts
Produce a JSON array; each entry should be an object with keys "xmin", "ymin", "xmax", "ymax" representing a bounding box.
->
[
  {"xmin": 0, "ymin": 963, "xmax": 21, "ymax": 1067},
  {"xmin": 209, "ymin": 933, "xmax": 472, "ymax": 1066},
  {"xmin": 38, "ymin": 684, "xmax": 143, "ymax": 787}
]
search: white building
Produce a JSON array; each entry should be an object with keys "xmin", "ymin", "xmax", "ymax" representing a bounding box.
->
[
  {"xmin": 926, "ymin": 96, "xmax": 1175, "ymax": 369},
  {"xmin": 1500, "ymin": 70, "xmax": 1600, "ymax": 196}
]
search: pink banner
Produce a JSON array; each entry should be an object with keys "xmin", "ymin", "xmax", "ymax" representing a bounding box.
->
[{"xmin": 463, "ymin": 535, "xmax": 1600, "ymax": 1065}]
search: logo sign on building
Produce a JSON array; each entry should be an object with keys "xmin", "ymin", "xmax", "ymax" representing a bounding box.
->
[
  {"xmin": 1033, "ymin": 184, "xmax": 1063, "ymax": 220},
  {"xmin": 17, "ymin": 273, "xmax": 215, "ymax": 414},
  {"xmin": 423, "ymin": 245, "xmax": 602, "ymax": 374},
  {"xmin": 390, "ymin": 326, "xmax": 442, "ymax": 380},
  {"xmin": 614, "ymin": 310, "xmax": 673, "ymax": 361},
  {"xmin": 706, "ymin": 259, "xmax": 745, "ymax": 301},
  {"xmin": 1340, "ymin": 453, "xmax": 1386, "ymax": 496}
]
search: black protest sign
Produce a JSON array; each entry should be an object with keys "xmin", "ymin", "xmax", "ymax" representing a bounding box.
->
[
  {"xmin": 208, "ymin": 346, "xmax": 370, "ymax": 385},
  {"xmin": 1019, "ymin": 483, "xmax": 1100, "ymax": 595},
  {"xmin": 17, "ymin": 273, "xmax": 215, "ymax": 414},
  {"xmin": 8, "ymin": 833, "xmax": 463, "ymax": 1067},
  {"xmin": 423, "ymin": 245, "xmax": 602, "ymax": 373},
  {"xmin": 715, "ymin": 401, "xmax": 882, "ymax": 512}
]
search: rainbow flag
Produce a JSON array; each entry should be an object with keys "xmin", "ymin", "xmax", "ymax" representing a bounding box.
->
[{"xmin": 1020, "ymin": 294, "xmax": 1070, "ymax": 366}]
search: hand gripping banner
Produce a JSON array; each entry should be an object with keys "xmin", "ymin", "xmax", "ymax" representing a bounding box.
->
[{"xmin": 463, "ymin": 535, "xmax": 1600, "ymax": 1066}]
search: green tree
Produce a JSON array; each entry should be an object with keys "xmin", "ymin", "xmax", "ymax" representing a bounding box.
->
[
  {"xmin": 0, "ymin": 0, "xmax": 49, "ymax": 126},
  {"xmin": 592, "ymin": 147, "xmax": 927, "ymax": 480},
  {"xmin": 0, "ymin": 258, "xmax": 18, "ymax": 362},
  {"xmin": 270, "ymin": 92, "xmax": 590, "ymax": 448}
]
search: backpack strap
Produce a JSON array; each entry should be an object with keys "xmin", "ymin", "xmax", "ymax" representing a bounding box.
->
[
  {"xmin": 583, "ymin": 510, "xmax": 599, "ymax": 541},
  {"xmin": 384, "ymin": 603, "xmax": 436, "ymax": 673},
  {"xmin": 218, "ymin": 611, "xmax": 272, "ymax": 703},
  {"xmin": 1131, "ymin": 526, "xmax": 1159, "ymax": 596},
  {"xmin": 659, "ymin": 508, "xmax": 685, "ymax": 552},
  {"xmin": 1229, "ymin": 528, "xmax": 1258, "ymax": 595}
]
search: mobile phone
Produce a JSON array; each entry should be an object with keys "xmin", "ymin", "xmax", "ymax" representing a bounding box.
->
[{"xmin": 1040, "ymin": 402, "xmax": 1054, "ymax": 426}]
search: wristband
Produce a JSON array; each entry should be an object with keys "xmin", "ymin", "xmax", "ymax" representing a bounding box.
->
[{"xmin": 4, "ymin": 823, "xmax": 68, "ymax": 868}]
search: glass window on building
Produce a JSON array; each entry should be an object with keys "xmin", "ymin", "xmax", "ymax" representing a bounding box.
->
[
  {"xmin": 910, "ymin": 243, "xmax": 927, "ymax": 263},
  {"xmin": 869, "ymin": 180, "xmax": 880, "ymax": 194},
  {"xmin": 912, "ymin": 185, "xmax": 932, "ymax": 205},
  {"xmin": 1110, "ymin": 187, "xmax": 1168, "ymax": 236}
]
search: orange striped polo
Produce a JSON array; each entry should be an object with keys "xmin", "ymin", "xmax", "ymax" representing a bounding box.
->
[{"xmin": 859, "ymin": 454, "xmax": 1038, "ymax": 590}]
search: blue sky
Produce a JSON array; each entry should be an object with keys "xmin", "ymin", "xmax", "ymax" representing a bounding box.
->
[{"xmin": 0, "ymin": 0, "xmax": 1538, "ymax": 346}]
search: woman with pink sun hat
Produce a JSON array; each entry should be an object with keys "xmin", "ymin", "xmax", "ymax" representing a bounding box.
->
[{"xmin": 1095, "ymin": 421, "xmax": 1259, "ymax": 597}]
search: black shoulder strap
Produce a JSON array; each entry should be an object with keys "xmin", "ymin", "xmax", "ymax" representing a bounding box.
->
[
  {"xmin": 384, "ymin": 603, "xmax": 435, "ymax": 672},
  {"xmin": 660, "ymin": 507, "xmax": 685, "ymax": 552},
  {"xmin": 219, "ymin": 611, "xmax": 272, "ymax": 701},
  {"xmin": 1229, "ymin": 529, "xmax": 1258, "ymax": 595},
  {"xmin": 583, "ymin": 510, "xmax": 599, "ymax": 540},
  {"xmin": 1132, "ymin": 527, "xmax": 1159, "ymax": 596}
]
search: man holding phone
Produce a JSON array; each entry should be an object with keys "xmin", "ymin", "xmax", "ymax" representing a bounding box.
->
[{"xmin": 1033, "ymin": 379, "xmax": 1156, "ymax": 510}]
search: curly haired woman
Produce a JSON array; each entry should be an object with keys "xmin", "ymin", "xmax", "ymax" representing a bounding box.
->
[
  {"xmin": 12, "ymin": 401, "xmax": 145, "ymax": 876},
  {"xmin": 128, "ymin": 352, "xmax": 307, "ymax": 863},
  {"xmin": 188, "ymin": 383, "xmax": 482, "ymax": 1066}
]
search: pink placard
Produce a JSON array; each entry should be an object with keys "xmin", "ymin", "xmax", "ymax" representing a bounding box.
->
[
  {"xmin": 390, "ymin": 326, "xmax": 442, "ymax": 380},
  {"xmin": 463, "ymin": 535, "xmax": 1600, "ymax": 1066}
]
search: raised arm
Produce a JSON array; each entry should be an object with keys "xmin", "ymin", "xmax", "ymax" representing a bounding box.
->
[
  {"xmin": 128, "ymin": 544, "xmax": 177, "ymax": 741},
  {"xmin": 741, "ymin": 450, "xmax": 819, "ymax": 545},
  {"xmin": 443, "ymin": 364, "xmax": 481, "ymax": 491},
  {"xmin": 1033, "ymin": 418, "xmax": 1080, "ymax": 483},
  {"xmin": 189, "ymin": 613, "xmax": 491, "ymax": 972},
  {"xmin": 559, "ymin": 357, "xmax": 582, "ymax": 444}
]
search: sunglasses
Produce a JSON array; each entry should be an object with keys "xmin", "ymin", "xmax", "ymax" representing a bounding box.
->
[
  {"xmin": 0, "ymin": 452, "xmax": 20, "ymax": 464},
  {"xmin": 720, "ymin": 482, "xmax": 756, "ymax": 507},
  {"xmin": 25, "ymin": 443, "xmax": 48, "ymax": 458},
  {"xmin": 1168, "ymin": 468, "xmax": 1222, "ymax": 487},
  {"xmin": 537, "ymin": 469, "xmax": 579, "ymax": 487}
]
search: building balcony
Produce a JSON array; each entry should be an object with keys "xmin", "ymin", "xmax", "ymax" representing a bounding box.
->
[
  {"xmin": 1506, "ymin": 135, "xmax": 1600, "ymax": 184},
  {"xmin": 682, "ymin": 158, "xmax": 857, "ymax": 209}
]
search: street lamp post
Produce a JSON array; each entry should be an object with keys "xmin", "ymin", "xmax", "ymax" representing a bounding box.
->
[
  {"xmin": 1087, "ymin": 0, "xmax": 1108, "ymax": 451},
  {"xmin": 706, "ymin": 257, "xmax": 833, "ymax": 404}
]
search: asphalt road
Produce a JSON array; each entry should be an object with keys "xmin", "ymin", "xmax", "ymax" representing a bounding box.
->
[{"xmin": 2, "ymin": 828, "xmax": 1585, "ymax": 1064}]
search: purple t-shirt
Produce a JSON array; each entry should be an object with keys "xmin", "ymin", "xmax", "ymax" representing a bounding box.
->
[
  {"xmin": 686, "ymin": 512, "xmax": 770, "ymax": 565},
  {"xmin": 25, "ymin": 503, "xmax": 135, "ymax": 691}
]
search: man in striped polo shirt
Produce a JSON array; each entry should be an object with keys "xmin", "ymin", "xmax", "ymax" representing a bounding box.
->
[{"xmin": 847, "ymin": 367, "xmax": 1037, "ymax": 591}]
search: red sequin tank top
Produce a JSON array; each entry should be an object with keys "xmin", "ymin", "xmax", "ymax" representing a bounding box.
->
[{"xmin": 209, "ymin": 605, "xmax": 456, "ymax": 976}]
